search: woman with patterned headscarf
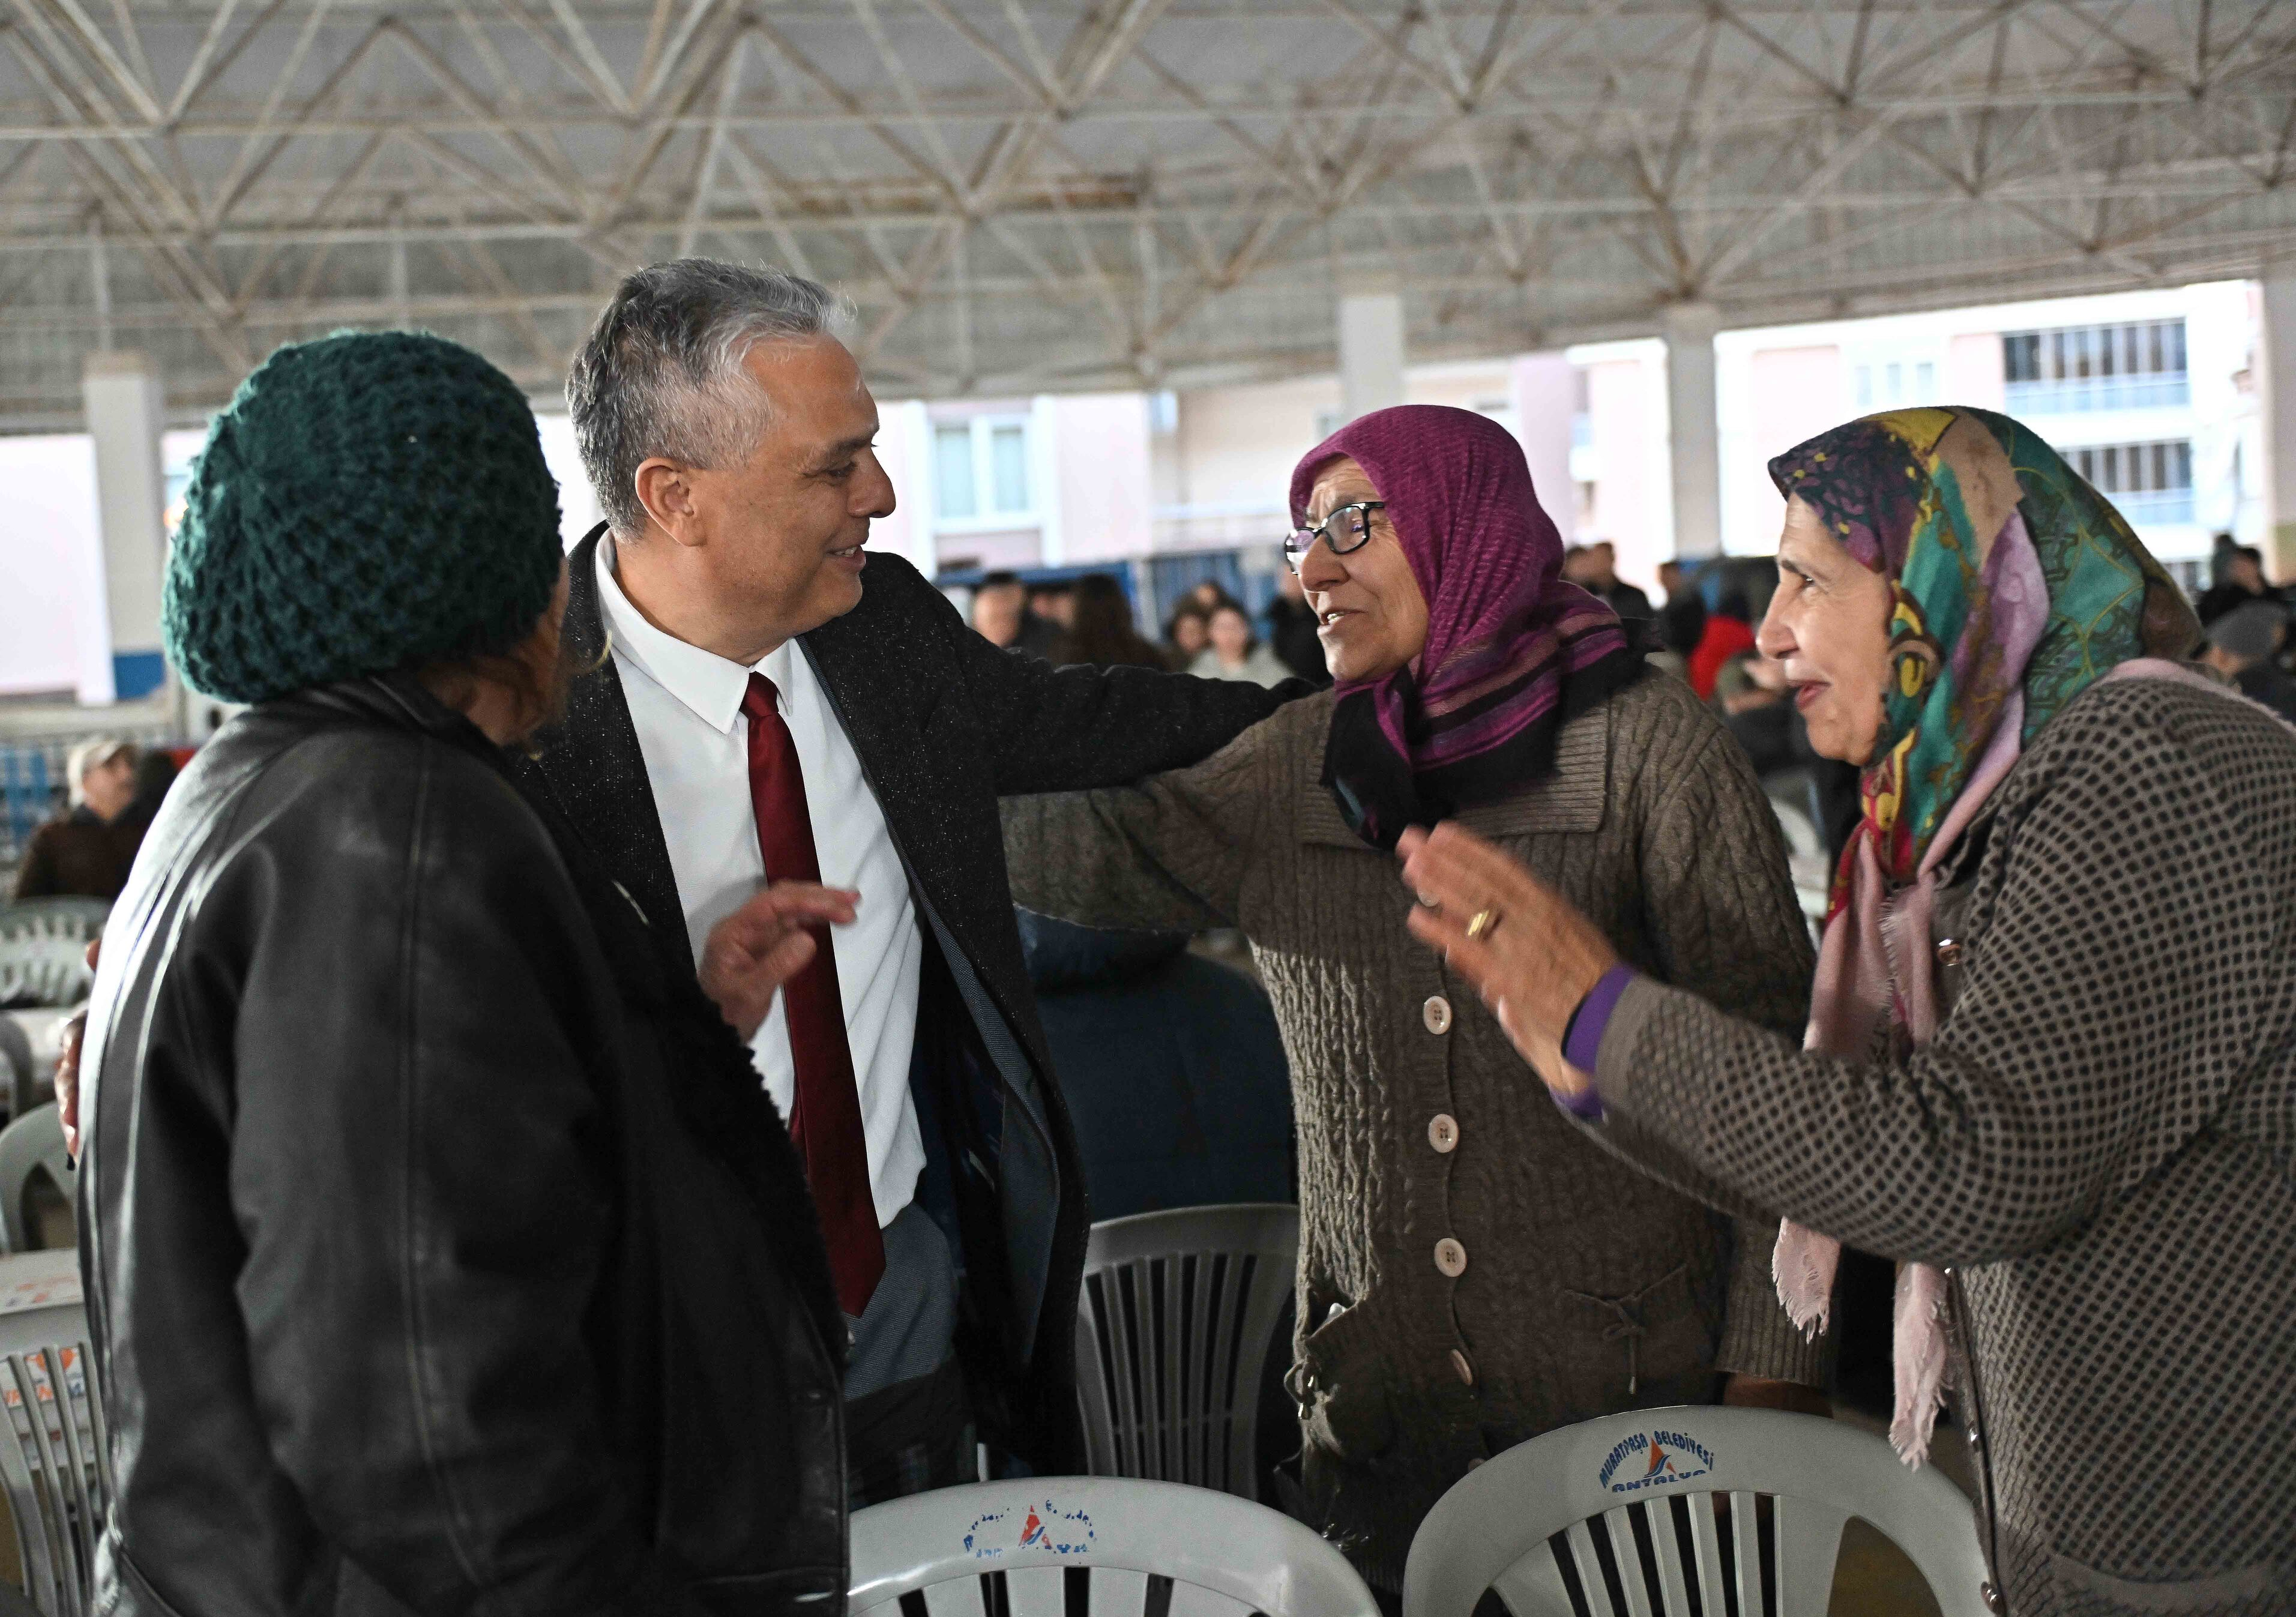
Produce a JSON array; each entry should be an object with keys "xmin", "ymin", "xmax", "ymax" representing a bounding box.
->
[
  {"xmin": 1002, "ymin": 405, "xmax": 1825, "ymax": 1605},
  {"xmin": 1403, "ymin": 406, "xmax": 2296, "ymax": 1615}
]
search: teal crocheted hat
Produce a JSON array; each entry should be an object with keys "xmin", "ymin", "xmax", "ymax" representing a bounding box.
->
[{"xmin": 164, "ymin": 331, "xmax": 562, "ymax": 703}]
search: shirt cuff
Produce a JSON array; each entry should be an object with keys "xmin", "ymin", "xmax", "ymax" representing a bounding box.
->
[{"xmin": 1555, "ymin": 964, "xmax": 1641, "ymax": 1118}]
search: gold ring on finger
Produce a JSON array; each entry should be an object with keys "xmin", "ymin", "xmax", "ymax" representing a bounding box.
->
[{"xmin": 1466, "ymin": 908, "xmax": 1501, "ymax": 941}]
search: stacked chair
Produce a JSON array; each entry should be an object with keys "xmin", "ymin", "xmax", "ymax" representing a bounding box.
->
[
  {"xmin": 0, "ymin": 1251, "xmax": 106, "ymax": 1617},
  {"xmin": 1071, "ymin": 1203, "xmax": 1298, "ymax": 1502}
]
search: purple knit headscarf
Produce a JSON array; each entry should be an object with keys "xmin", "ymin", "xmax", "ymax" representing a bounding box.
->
[{"xmin": 1290, "ymin": 405, "xmax": 1642, "ymax": 848}]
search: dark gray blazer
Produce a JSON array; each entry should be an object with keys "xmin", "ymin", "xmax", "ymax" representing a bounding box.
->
[{"xmin": 521, "ymin": 526, "xmax": 1301, "ymax": 1467}]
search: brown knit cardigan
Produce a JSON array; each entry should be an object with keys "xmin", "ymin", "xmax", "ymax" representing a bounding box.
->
[{"xmin": 1001, "ymin": 670, "xmax": 1822, "ymax": 1590}]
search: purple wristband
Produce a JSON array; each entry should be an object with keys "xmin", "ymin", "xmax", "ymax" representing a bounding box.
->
[{"xmin": 1555, "ymin": 964, "xmax": 1641, "ymax": 1118}]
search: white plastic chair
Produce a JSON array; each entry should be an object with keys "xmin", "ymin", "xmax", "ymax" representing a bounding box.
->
[
  {"xmin": 850, "ymin": 1475, "xmax": 1380, "ymax": 1616},
  {"xmin": 0, "ymin": 903, "xmax": 106, "ymax": 1013},
  {"xmin": 1073, "ymin": 1203, "xmax": 1298, "ymax": 1500},
  {"xmin": 0, "ymin": 1107, "xmax": 74, "ymax": 1256},
  {"xmin": 1402, "ymin": 1406, "xmax": 1991, "ymax": 1617},
  {"xmin": 0, "ymin": 1251, "xmax": 107, "ymax": 1617}
]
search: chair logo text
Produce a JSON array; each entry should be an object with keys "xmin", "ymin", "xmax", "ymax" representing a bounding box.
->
[
  {"xmin": 1598, "ymin": 1430, "xmax": 1716, "ymax": 1494},
  {"xmin": 963, "ymin": 1499, "xmax": 1097, "ymax": 1558}
]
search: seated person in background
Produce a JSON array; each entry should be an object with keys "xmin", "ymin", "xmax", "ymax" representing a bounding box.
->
[
  {"xmin": 1562, "ymin": 540, "xmax": 1655, "ymax": 619},
  {"xmin": 1002, "ymin": 404, "xmax": 1822, "ymax": 1608},
  {"xmin": 2194, "ymin": 541, "xmax": 2285, "ymax": 626},
  {"xmin": 970, "ymin": 569, "xmax": 1061, "ymax": 657},
  {"xmin": 80, "ymin": 331, "xmax": 858, "ymax": 1613},
  {"xmin": 11, "ymin": 738, "xmax": 136, "ymax": 902},
  {"xmin": 1029, "ymin": 580, "xmax": 1075, "ymax": 639},
  {"xmin": 2204, "ymin": 600, "xmax": 2296, "ymax": 723},
  {"xmin": 1190, "ymin": 601, "xmax": 1295, "ymax": 687},
  {"xmin": 1186, "ymin": 579, "xmax": 1240, "ymax": 615},
  {"xmin": 1163, "ymin": 599, "xmax": 1212, "ymax": 668},
  {"xmin": 1017, "ymin": 912, "xmax": 1292, "ymax": 1220},
  {"xmin": 1053, "ymin": 573, "xmax": 1170, "ymax": 671}
]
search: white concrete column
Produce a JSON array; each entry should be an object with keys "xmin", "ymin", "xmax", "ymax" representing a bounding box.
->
[
  {"xmin": 82, "ymin": 350, "xmax": 169, "ymax": 700},
  {"xmin": 1510, "ymin": 351, "xmax": 1578, "ymax": 537},
  {"xmin": 2262, "ymin": 271, "xmax": 2296, "ymax": 582},
  {"xmin": 1030, "ymin": 393, "xmax": 1064, "ymax": 565},
  {"xmin": 1337, "ymin": 292, "xmax": 1406, "ymax": 424},
  {"xmin": 1662, "ymin": 301, "xmax": 1723, "ymax": 559}
]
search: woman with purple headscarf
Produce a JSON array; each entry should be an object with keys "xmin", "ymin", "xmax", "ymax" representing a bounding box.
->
[{"xmin": 1002, "ymin": 405, "xmax": 1822, "ymax": 1602}]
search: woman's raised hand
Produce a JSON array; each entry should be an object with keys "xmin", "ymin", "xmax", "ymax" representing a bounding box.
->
[{"xmin": 1397, "ymin": 823, "xmax": 1620, "ymax": 1102}]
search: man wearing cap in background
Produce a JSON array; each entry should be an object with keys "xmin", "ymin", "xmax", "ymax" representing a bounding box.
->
[
  {"xmin": 10, "ymin": 738, "xmax": 137, "ymax": 902},
  {"xmin": 78, "ymin": 330, "xmax": 860, "ymax": 1615},
  {"xmin": 2203, "ymin": 598, "xmax": 2296, "ymax": 723}
]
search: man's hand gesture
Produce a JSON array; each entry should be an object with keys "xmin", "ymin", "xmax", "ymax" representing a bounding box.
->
[{"xmin": 698, "ymin": 884, "xmax": 858, "ymax": 1041}]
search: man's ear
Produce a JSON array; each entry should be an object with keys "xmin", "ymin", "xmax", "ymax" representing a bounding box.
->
[{"xmin": 633, "ymin": 458, "xmax": 705, "ymax": 547}]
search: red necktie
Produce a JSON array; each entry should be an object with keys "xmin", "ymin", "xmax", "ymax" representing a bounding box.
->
[{"xmin": 743, "ymin": 672, "xmax": 885, "ymax": 1317}]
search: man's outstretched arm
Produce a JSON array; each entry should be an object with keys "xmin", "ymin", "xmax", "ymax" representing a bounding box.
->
[{"xmin": 945, "ymin": 590, "xmax": 1309, "ymax": 796}]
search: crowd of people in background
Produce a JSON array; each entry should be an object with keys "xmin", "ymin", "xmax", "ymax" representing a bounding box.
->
[
  {"xmin": 968, "ymin": 567, "xmax": 1330, "ymax": 687},
  {"xmin": 948, "ymin": 518, "xmax": 2296, "ymax": 860}
]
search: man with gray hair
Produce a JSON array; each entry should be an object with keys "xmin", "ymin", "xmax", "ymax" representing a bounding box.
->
[
  {"xmin": 532, "ymin": 259, "xmax": 1301, "ymax": 1511},
  {"xmin": 11, "ymin": 738, "xmax": 136, "ymax": 900}
]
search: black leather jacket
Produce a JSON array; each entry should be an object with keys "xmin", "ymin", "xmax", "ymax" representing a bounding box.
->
[{"xmin": 80, "ymin": 677, "xmax": 848, "ymax": 1616}]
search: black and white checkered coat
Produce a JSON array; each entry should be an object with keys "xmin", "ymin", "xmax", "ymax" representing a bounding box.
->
[{"xmin": 1589, "ymin": 674, "xmax": 2296, "ymax": 1616}]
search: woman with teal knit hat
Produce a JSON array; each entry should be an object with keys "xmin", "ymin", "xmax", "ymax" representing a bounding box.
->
[
  {"xmin": 1401, "ymin": 406, "xmax": 2296, "ymax": 1615},
  {"xmin": 76, "ymin": 330, "xmax": 862, "ymax": 1615}
]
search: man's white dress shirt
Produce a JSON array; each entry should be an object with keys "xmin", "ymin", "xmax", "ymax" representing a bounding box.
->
[{"xmin": 597, "ymin": 541, "xmax": 925, "ymax": 1229}]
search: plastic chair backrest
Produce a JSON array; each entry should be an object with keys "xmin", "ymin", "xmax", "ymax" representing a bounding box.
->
[
  {"xmin": 0, "ymin": 1109, "xmax": 73, "ymax": 1257},
  {"xmin": 0, "ymin": 903, "xmax": 106, "ymax": 1012},
  {"xmin": 1402, "ymin": 1406, "xmax": 1992, "ymax": 1617},
  {"xmin": 851, "ymin": 1475, "xmax": 1381, "ymax": 1616},
  {"xmin": 1073, "ymin": 1203, "xmax": 1298, "ymax": 1499},
  {"xmin": 0, "ymin": 1251, "xmax": 107, "ymax": 1617},
  {"xmin": 0, "ymin": 1019, "xmax": 32, "ymax": 1120}
]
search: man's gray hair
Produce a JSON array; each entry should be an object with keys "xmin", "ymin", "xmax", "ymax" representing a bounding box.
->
[{"xmin": 567, "ymin": 259, "xmax": 854, "ymax": 537}]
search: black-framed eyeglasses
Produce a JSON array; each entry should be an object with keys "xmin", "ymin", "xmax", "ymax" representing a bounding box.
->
[{"xmin": 1283, "ymin": 501, "xmax": 1385, "ymax": 573}]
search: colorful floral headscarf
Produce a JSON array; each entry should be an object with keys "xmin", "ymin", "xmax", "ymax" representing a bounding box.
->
[
  {"xmin": 1292, "ymin": 405, "xmax": 1643, "ymax": 849},
  {"xmin": 1769, "ymin": 406, "xmax": 2200, "ymax": 895},
  {"xmin": 1764, "ymin": 406, "xmax": 2201, "ymax": 1468}
]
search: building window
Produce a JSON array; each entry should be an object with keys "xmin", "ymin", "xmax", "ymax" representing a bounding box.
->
[
  {"xmin": 2002, "ymin": 321, "xmax": 2187, "ymax": 412},
  {"xmin": 1845, "ymin": 337, "xmax": 1946, "ymax": 413},
  {"xmin": 2067, "ymin": 438, "xmax": 2193, "ymax": 525},
  {"xmin": 934, "ymin": 426, "xmax": 977, "ymax": 519},
  {"xmin": 1853, "ymin": 358, "xmax": 1936, "ymax": 412},
  {"xmin": 933, "ymin": 417, "xmax": 1034, "ymax": 524}
]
